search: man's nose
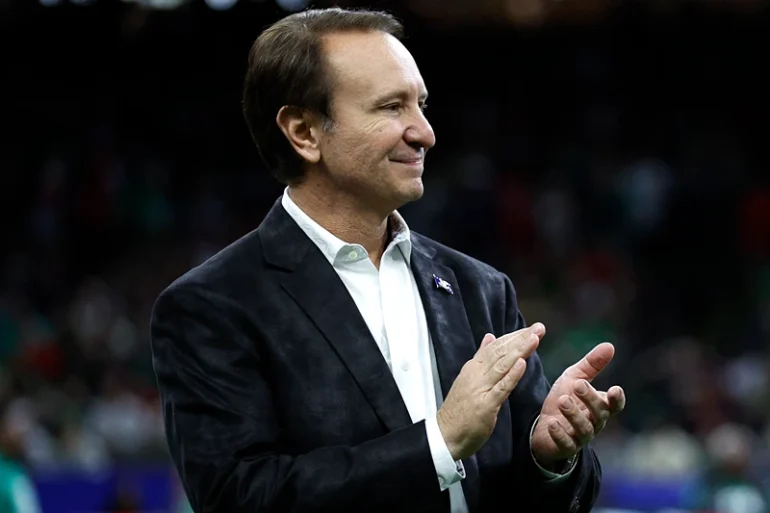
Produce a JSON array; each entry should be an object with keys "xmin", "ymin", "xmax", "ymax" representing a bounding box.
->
[{"xmin": 404, "ymin": 111, "xmax": 436, "ymax": 150}]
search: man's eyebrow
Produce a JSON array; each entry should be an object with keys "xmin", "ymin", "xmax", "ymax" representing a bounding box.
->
[{"xmin": 370, "ymin": 89, "xmax": 429, "ymax": 105}]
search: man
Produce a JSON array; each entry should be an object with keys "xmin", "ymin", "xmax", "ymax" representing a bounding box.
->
[
  {"xmin": 150, "ymin": 7, "xmax": 626, "ymax": 513},
  {"xmin": 0, "ymin": 416, "xmax": 42, "ymax": 513}
]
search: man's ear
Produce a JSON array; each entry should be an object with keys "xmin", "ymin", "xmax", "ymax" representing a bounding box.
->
[{"xmin": 276, "ymin": 106, "xmax": 322, "ymax": 164}]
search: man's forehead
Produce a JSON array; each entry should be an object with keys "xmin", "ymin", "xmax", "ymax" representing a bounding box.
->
[{"xmin": 321, "ymin": 31, "xmax": 425, "ymax": 97}]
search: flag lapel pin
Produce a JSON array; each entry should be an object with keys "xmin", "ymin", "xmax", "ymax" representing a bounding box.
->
[{"xmin": 433, "ymin": 274, "xmax": 454, "ymax": 294}]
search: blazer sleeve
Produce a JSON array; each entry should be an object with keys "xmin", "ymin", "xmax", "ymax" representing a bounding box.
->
[
  {"xmin": 502, "ymin": 275, "xmax": 602, "ymax": 513},
  {"xmin": 150, "ymin": 283, "xmax": 446, "ymax": 513}
]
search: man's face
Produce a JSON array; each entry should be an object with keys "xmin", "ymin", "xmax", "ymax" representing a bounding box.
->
[{"xmin": 316, "ymin": 31, "xmax": 435, "ymax": 212}]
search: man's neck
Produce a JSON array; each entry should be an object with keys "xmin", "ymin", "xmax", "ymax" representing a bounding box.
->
[{"xmin": 287, "ymin": 184, "xmax": 391, "ymax": 267}]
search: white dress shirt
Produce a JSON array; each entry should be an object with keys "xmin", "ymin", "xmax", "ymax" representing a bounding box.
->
[{"xmin": 281, "ymin": 188, "xmax": 574, "ymax": 513}]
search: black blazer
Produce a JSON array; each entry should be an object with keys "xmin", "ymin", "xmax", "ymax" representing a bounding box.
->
[{"xmin": 150, "ymin": 200, "xmax": 601, "ymax": 513}]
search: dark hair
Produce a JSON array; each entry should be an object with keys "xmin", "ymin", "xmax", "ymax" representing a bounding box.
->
[{"xmin": 242, "ymin": 7, "xmax": 404, "ymax": 184}]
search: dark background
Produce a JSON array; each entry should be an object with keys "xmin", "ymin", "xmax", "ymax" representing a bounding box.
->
[{"xmin": 1, "ymin": 0, "xmax": 769, "ymax": 511}]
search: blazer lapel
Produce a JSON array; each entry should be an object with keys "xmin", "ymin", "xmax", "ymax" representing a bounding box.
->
[
  {"xmin": 410, "ymin": 236, "xmax": 482, "ymax": 513},
  {"xmin": 260, "ymin": 200, "xmax": 413, "ymax": 434},
  {"xmin": 409, "ymin": 237, "xmax": 477, "ymax": 407}
]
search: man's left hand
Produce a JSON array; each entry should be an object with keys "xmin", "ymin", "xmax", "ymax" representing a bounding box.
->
[{"xmin": 531, "ymin": 342, "xmax": 626, "ymax": 468}]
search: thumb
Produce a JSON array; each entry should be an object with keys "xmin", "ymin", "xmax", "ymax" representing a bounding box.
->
[{"xmin": 565, "ymin": 342, "xmax": 615, "ymax": 382}]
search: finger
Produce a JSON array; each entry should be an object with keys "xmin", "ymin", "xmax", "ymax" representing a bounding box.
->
[
  {"xmin": 607, "ymin": 386, "xmax": 626, "ymax": 414},
  {"xmin": 474, "ymin": 328, "xmax": 526, "ymax": 363},
  {"xmin": 547, "ymin": 417, "xmax": 579, "ymax": 455},
  {"xmin": 559, "ymin": 396, "xmax": 595, "ymax": 445},
  {"xmin": 488, "ymin": 358, "xmax": 527, "ymax": 405},
  {"xmin": 564, "ymin": 342, "xmax": 615, "ymax": 382},
  {"xmin": 479, "ymin": 333, "xmax": 495, "ymax": 349},
  {"xmin": 493, "ymin": 322, "xmax": 545, "ymax": 359},
  {"xmin": 573, "ymin": 380, "xmax": 611, "ymax": 428},
  {"xmin": 479, "ymin": 330, "xmax": 539, "ymax": 372},
  {"xmin": 487, "ymin": 349, "xmax": 521, "ymax": 384},
  {"xmin": 528, "ymin": 322, "xmax": 546, "ymax": 338}
]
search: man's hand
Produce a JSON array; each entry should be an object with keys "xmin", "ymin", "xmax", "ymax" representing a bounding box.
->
[
  {"xmin": 530, "ymin": 342, "xmax": 626, "ymax": 468},
  {"xmin": 437, "ymin": 324, "xmax": 545, "ymax": 461}
]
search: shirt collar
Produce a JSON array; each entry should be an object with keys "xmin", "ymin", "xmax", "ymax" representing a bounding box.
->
[{"xmin": 281, "ymin": 187, "xmax": 412, "ymax": 266}]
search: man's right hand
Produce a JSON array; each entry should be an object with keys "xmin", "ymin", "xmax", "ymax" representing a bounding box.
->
[{"xmin": 436, "ymin": 323, "xmax": 546, "ymax": 461}]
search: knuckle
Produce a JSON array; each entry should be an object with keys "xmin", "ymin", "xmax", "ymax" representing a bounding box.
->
[
  {"xmin": 493, "ymin": 344, "xmax": 507, "ymax": 359},
  {"xmin": 493, "ymin": 358, "xmax": 509, "ymax": 375},
  {"xmin": 594, "ymin": 420, "xmax": 607, "ymax": 435},
  {"xmin": 559, "ymin": 431, "xmax": 577, "ymax": 449},
  {"xmin": 498, "ymin": 375, "xmax": 514, "ymax": 395},
  {"xmin": 516, "ymin": 339, "xmax": 534, "ymax": 357}
]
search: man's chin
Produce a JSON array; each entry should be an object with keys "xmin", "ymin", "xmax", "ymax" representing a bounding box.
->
[{"xmin": 397, "ymin": 178, "xmax": 425, "ymax": 204}]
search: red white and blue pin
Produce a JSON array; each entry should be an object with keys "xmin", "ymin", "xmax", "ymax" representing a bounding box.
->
[{"xmin": 433, "ymin": 274, "xmax": 454, "ymax": 294}]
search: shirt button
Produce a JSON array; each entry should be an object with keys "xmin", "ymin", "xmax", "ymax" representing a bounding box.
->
[
  {"xmin": 347, "ymin": 250, "xmax": 358, "ymax": 260},
  {"xmin": 401, "ymin": 361, "xmax": 410, "ymax": 372}
]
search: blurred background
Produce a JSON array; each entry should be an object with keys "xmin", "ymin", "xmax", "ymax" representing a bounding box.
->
[{"xmin": 1, "ymin": 0, "xmax": 770, "ymax": 511}]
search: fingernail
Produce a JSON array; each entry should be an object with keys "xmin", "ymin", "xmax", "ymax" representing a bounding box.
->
[
  {"xmin": 575, "ymin": 381, "xmax": 588, "ymax": 396},
  {"xmin": 561, "ymin": 397, "xmax": 573, "ymax": 410}
]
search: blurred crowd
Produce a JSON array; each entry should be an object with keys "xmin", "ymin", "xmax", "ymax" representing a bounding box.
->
[{"xmin": 2, "ymin": 0, "xmax": 770, "ymax": 511}]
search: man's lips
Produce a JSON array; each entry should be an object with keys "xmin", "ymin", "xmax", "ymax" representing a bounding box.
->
[{"xmin": 390, "ymin": 156, "xmax": 424, "ymax": 164}]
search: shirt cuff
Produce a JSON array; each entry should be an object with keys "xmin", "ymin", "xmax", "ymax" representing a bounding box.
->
[
  {"xmin": 529, "ymin": 415, "xmax": 579, "ymax": 481},
  {"xmin": 426, "ymin": 415, "xmax": 466, "ymax": 491}
]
